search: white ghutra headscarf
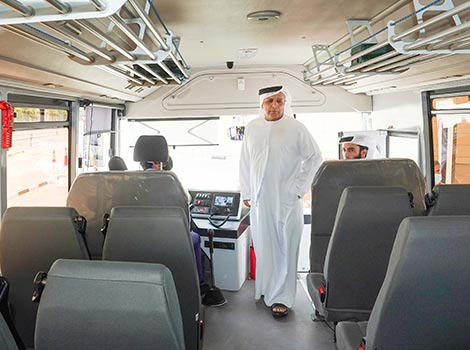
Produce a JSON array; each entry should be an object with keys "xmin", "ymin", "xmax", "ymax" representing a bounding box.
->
[{"xmin": 258, "ymin": 86, "xmax": 294, "ymax": 118}]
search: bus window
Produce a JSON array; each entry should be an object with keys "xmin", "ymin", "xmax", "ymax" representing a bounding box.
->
[
  {"xmin": 387, "ymin": 130, "xmax": 421, "ymax": 166},
  {"xmin": 431, "ymin": 93, "xmax": 470, "ymax": 185},
  {"xmin": 7, "ymin": 128, "xmax": 69, "ymax": 207},
  {"xmin": 123, "ymin": 116, "xmax": 252, "ymax": 191},
  {"xmin": 79, "ymin": 106, "xmax": 115, "ymax": 172},
  {"xmin": 14, "ymin": 108, "xmax": 68, "ymax": 122}
]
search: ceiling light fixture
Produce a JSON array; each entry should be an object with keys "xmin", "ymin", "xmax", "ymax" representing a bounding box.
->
[{"xmin": 247, "ymin": 10, "xmax": 281, "ymax": 21}]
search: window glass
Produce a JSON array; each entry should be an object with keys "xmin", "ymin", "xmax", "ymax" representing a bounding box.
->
[
  {"xmin": 296, "ymin": 113, "xmax": 363, "ymax": 160},
  {"xmin": 7, "ymin": 128, "xmax": 69, "ymax": 206},
  {"xmin": 432, "ymin": 96, "xmax": 470, "ymax": 110},
  {"xmin": 14, "ymin": 107, "xmax": 68, "ymax": 122},
  {"xmin": 128, "ymin": 118, "xmax": 219, "ymax": 146},
  {"xmin": 388, "ymin": 134, "xmax": 420, "ymax": 165},
  {"xmin": 83, "ymin": 132, "xmax": 112, "ymax": 171},
  {"xmin": 78, "ymin": 107, "xmax": 114, "ymax": 173},
  {"xmin": 14, "ymin": 107, "xmax": 41, "ymax": 122},
  {"xmin": 123, "ymin": 112, "xmax": 364, "ymax": 208},
  {"xmin": 44, "ymin": 109, "xmax": 68, "ymax": 121},
  {"xmin": 125, "ymin": 116, "xmax": 253, "ymax": 190},
  {"xmin": 431, "ymin": 114, "xmax": 470, "ymax": 184}
]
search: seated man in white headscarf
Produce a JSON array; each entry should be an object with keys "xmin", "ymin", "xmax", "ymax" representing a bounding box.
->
[
  {"xmin": 339, "ymin": 135, "xmax": 380, "ymax": 159},
  {"xmin": 239, "ymin": 85, "xmax": 322, "ymax": 318}
]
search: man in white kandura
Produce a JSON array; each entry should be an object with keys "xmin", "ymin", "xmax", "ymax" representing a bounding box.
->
[{"xmin": 239, "ymin": 86, "xmax": 322, "ymax": 318}]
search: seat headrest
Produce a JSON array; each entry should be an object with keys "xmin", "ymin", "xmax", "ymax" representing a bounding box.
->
[
  {"xmin": 133, "ymin": 135, "xmax": 169, "ymax": 162},
  {"xmin": 108, "ymin": 156, "xmax": 128, "ymax": 171}
]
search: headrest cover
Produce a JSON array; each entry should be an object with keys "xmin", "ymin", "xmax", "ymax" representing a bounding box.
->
[
  {"xmin": 108, "ymin": 156, "xmax": 127, "ymax": 170},
  {"xmin": 133, "ymin": 135, "xmax": 169, "ymax": 162}
]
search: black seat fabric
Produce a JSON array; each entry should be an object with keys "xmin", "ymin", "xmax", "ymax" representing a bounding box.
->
[
  {"xmin": 308, "ymin": 186, "xmax": 412, "ymax": 322},
  {"xmin": 108, "ymin": 156, "xmax": 128, "ymax": 170},
  {"xmin": 102, "ymin": 206, "xmax": 201, "ymax": 350},
  {"xmin": 427, "ymin": 184, "xmax": 470, "ymax": 215},
  {"xmin": 336, "ymin": 216, "xmax": 470, "ymax": 350},
  {"xmin": 310, "ymin": 159, "xmax": 425, "ymax": 273},
  {"xmin": 67, "ymin": 171, "xmax": 189, "ymax": 259},
  {"xmin": 35, "ymin": 259, "xmax": 184, "ymax": 350},
  {"xmin": 0, "ymin": 207, "xmax": 90, "ymax": 349}
]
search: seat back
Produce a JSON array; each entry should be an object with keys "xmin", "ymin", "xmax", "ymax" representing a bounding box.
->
[
  {"xmin": 0, "ymin": 277, "xmax": 19, "ymax": 350},
  {"xmin": 0, "ymin": 207, "xmax": 90, "ymax": 348},
  {"xmin": 365, "ymin": 216, "xmax": 470, "ymax": 349},
  {"xmin": 310, "ymin": 158, "xmax": 425, "ymax": 273},
  {"xmin": 108, "ymin": 156, "xmax": 128, "ymax": 170},
  {"xmin": 35, "ymin": 259, "xmax": 184, "ymax": 350},
  {"xmin": 67, "ymin": 171, "xmax": 189, "ymax": 259},
  {"xmin": 322, "ymin": 186, "xmax": 413, "ymax": 322},
  {"xmin": 427, "ymin": 184, "xmax": 470, "ymax": 215},
  {"xmin": 0, "ymin": 313, "xmax": 17, "ymax": 350},
  {"xmin": 102, "ymin": 206, "xmax": 200, "ymax": 350}
]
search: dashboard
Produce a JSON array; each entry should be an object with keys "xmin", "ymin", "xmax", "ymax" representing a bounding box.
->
[{"xmin": 190, "ymin": 190, "xmax": 242, "ymax": 221}]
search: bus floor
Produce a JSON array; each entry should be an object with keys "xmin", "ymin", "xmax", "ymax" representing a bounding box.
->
[{"xmin": 202, "ymin": 273, "xmax": 337, "ymax": 350}]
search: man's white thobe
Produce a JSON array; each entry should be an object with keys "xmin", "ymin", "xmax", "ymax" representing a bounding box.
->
[{"xmin": 240, "ymin": 115, "xmax": 322, "ymax": 307}]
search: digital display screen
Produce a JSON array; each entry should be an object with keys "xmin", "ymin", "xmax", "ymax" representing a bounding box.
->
[{"xmin": 214, "ymin": 195, "xmax": 233, "ymax": 207}]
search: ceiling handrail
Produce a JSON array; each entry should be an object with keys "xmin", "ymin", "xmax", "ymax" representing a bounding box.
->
[
  {"xmin": 44, "ymin": 0, "xmax": 70, "ymax": 14},
  {"xmin": 74, "ymin": 19, "xmax": 136, "ymax": 61},
  {"xmin": 0, "ymin": 0, "xmax": 34, "ymax": 16},
  {"xmin": 304, "ymin": 0, "xmax": 469, "ymax": 87},
  {"xmin": 390, "ymin": 0, "xmax": 470, "ymax": 42}
]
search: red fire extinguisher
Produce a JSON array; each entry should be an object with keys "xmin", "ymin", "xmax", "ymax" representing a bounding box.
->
[
  {"xmin": 250, "ymin": 243, "xmax": 256, "ymax": 280},
  {"xmin": 0, "ymin": 101, "xmax": 14, "ymax": 149}
]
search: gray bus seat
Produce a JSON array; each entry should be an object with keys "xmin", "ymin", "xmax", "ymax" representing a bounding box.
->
[
  {"xmin": 35, "ymin": 259, "xmax": 184, "ymax": 350},
  {"xmin": 67, "ymin": 170, "xmax": 189, "ymax": 259},
  {"xmin": 0, "ymin": 313, "xmax": 17, "ymax": 350},
  {"xmin": 0, "ymin": 277, "xmax": 19, "ymax": 350},
  {"xmin": 336, "ymin": 216, "xmax": 470, "ymax": 350},
  {"xmin": 308, "ymin": 186, "xmax": 413, "ymax": 322},
  {"xmin": 310, "ymin": 159, "xmax": 425, "ymax": 274},
  {"xmin": 102, "ymin": 206, "xmax": 201, "ymax": 350},
  {"xmin": 108, "ymin": 156, "xmax": 128, "ymax": 170},
  {"xmin": 0, "ymin": 207, "xmax": 90, "ymax": 349},
  {"xmin": 426, "ymin": 184, "xmax": 470, "ymax": 215}
]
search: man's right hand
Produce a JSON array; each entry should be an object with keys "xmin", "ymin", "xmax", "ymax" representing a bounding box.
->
[{"xmin": 243, "ymin": 199, "xmax": 251, "ymax": 208}]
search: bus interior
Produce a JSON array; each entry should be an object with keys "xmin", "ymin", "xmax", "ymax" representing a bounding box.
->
[{"xmin": 0, "ymin": 0, "xmax": 470, "ymax": 349}]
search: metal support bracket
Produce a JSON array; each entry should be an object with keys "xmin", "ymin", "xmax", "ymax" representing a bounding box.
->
[
  {"xmin": 347, "ymin": 19, "xmax": 378, "ymax": 46},
  {"xmin": 388, "ymin": 0, "xmax": 470, "ymax": 54},
  {"xmin": 303, "ymin": 44, "xmax": 341, "ymax": 81}
]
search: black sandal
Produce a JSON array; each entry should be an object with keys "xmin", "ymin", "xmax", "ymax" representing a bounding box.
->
[{"xmin": 271, "ymin": 303, "xmax": 289, "ymax": 318}]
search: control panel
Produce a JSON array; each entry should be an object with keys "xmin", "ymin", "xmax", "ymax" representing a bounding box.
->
[{"xmin": 190, "ymin": 191, "xmax": 242, "ymax": 221}]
